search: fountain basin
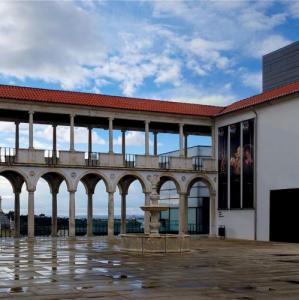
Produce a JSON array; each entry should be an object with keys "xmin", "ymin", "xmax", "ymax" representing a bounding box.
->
[{"xmin": 120, "ymin": 233, "xmax": 190, "ymax": 253}]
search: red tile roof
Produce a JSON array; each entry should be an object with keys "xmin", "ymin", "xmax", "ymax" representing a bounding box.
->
[
  {"xmin": 0, "ymin": 84, "xmax": 223, "ymax": 117},
  {"xmin": 0, "ymin": 80, "xmax": 299, "ymax": 117},
  {"xmin": 219, "ymin": 80, "xmax": 299, "ymax": 115}
]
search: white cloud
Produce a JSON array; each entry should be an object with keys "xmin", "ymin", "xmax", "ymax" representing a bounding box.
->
[{"xmin": 241, "ymin": 71, "xmax": 262, "ymax": 91}]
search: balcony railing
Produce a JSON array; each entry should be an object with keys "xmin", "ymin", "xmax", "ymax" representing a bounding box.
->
[{"xmin": 0, "ymin": 147, "xmax": 216, "ymax": 172}]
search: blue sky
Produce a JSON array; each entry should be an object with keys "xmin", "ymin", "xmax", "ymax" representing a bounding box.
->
[{"xmin": 0, "ymin": 0, "xmax": 298, "ymax": 217}]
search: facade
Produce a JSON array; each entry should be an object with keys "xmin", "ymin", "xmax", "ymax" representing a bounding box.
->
[{"xmin": 1, "ymin": 43, "xmax": 299, "ymax": 243}]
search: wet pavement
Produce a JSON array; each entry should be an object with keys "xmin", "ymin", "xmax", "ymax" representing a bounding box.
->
[{"xmin": 0, "ymin": 237, "xmax": 299, "ymax": 299}]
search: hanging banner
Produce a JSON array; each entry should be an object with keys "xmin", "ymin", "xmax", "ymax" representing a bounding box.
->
[
  {"xmin": 230, "ymin": 123, "xmax": 241, "ymax": 208},
  {"xmin": 218, "ymin": 127, "xmax": 228, "ymax": 209},
  {"xmin": 242, "ymin": 119, "xmax": 254, "ymax": 208}
]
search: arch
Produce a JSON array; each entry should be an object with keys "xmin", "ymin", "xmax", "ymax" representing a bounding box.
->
[
  {"xmin": 0, "ymin": 168, "xmax": 30, "ymax": 192},
  {"xmin": 114, "ymin": 172, "xmax": 149, "ymax": 194},
  {"xmin": 74, "ymin": 170, "xmax": 110, "ymax": 194},
  {"xmin": 186, "ymin": 174, "xmax": 216, "ymax": 196},
  {"xmin": 34, "ymin": 169, "xmax": 72, "ymax": 192},
  {"xmin": 157, "ymin": 174, "xmax": 181, "ymax": 194}
]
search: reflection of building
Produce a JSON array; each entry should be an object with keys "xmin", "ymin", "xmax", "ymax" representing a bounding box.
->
[
  {"xmin": 0, "ymin": 197, "xmax": 10, "ymax": 231},
  {"xmin": 159, "ymin": 146, "xmax": 210, "ymax": 234}
]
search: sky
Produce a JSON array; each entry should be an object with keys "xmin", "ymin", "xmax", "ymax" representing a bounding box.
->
[{"xmin": 0, "ymin": 0, "xmax": 298, "ymax": 217}]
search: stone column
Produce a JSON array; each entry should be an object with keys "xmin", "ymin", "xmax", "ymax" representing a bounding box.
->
[
  {"xmin": 211, "ymin": 125, "xmax": 216, "ymax": 159},
  {"xmin": 179, "ymin": 192, "xmax": 188, "ymax": 235},
  {"xmin": 153, "ymin": 131, "xmax": 158, "ymax": 156},
  {"xmin": 14, "ymin": 192, "xmax": 20, "ymax": 238},
  {"xmin": 179, "ymin": 123, "xmax": 184, "ymax": 157},
  {"xmin": 70, "ymin": 114, "xmax": 75, "ymax": 151},
  {"xmin": 209, "ymin": 191, "xmax": 217, "ymax": 237},
  {"xmin": 144, "ymin": 192, "xmax": 150, "ymax": 234},
  {"xmin": 15, "ymin": 122, "xmax": 20, "ymax": 157},
  {"xmin": 52, "ymin": 124, "xmax": 57, "ymax": 155},
  {"xmin": 69, "ymin": 190, "xmax": 76, "ymax": 238},
  {"xmin": 88, "ymin": 127, "xmax": 92, "ymax": 157},
  {"xmin": 145, "ymin": 120, "xmax": 150, "ymax": 156},
  {"xmin": 121, "ymin": 130, "xmax": 126, "ymax": 156},
  {"xmin": 184, "ymin": 133, "xmax": 188, "ymax": 158},
  {"xmin": 28, "ymin": 190, "xmax": 35, "ymax": 238},
  {"xmin": 28, "ymin": 111, "xmax": 34, "ymax": 149},
  {"xmin": 109, "ymin": 117, "xmax": 113, "ymax": 154},
  {"xmin": 87, "ymin": 192, "xmax": 93, "ymax": 237},
  {"xmin": 108, "ymin": 192, "xmax": 114, "ymax": 238},
  {"xmin": 120, "ymin": 193, "xmax": 127, "ymax": 234},
  {"xmin": 51, "ymin": 192, "xmax": 58, "ymax": 237}
]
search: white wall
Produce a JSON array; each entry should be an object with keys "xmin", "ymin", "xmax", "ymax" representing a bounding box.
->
[{"xmin": 218, "ymin": 210, "xmax": 255, "ymax": 240}]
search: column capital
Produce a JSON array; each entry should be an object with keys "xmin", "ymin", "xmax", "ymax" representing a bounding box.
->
[
  {"xmin": 108, "ymin": 116, "xmax": 114, "ymax": 121},
  {"xmin": 179, "ymin": 192, "xmax": 188, "ymax": 196},
  {"xmin": 28, "ymin": 110, "xmax": 34, "ymax": 115},
  {"xmin": 70, "ymin": 113, "xmax": 76, "ymax": 118},
  {"xmin": 15, "ymin": 121, "xmax": 20, "ymax": 125},
  {"xmin": 27, "ymin": 188, "xmax": 36, "ymax": 193},
  {"xmin": 179, "ymin": 123, "xmax": 184, "ymax": 128},
  {"xmin": 68, "ymin": 189, "xmax": 76, "ymax": 193},
  {"xmin": 121, "ymin": 129, "xmax": 126, "ymax": 133},
  {"xmin": 145, "ymin": 120, "xmax": 150, "ymax": 125}
]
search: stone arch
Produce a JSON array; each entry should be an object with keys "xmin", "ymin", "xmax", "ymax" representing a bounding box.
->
[
  {"xmin": 34, "ymin": 169, "xmax": 73, "ymax": 192},
  {"xmin": 114, "ymin": 172, "xmax": 149, "ymax": 194},
  {"xmin": 0, "ymin": 167, "xmax": 30, "ymax": 192},
  {"xmin": 157, "ymin": 174, "xmax": 182, "ymax": 194},
  {"xmin": 74, "ymin": 170, "xmax": 110, "ymax": 194},
  {"xmin": 185, "ymin": 174, "xmax": 216, "ymax": 195}
]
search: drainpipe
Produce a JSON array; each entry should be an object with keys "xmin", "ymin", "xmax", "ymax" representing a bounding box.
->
[{"xmin": 252, "ymin": 110, "xmax": 258, "ymax": 241}]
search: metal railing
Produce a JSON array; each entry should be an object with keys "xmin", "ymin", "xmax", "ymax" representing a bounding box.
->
[
  {"xmin": 159, "ymin": 155, "xmax": 170, "ymax": 169},
  {"xmin": 0, "ymin": 147, "xmax": 16, "ymax": 164},
  {"xmin": 192, "ymin": 156, "xmax": 203, "ymax": 171},
  {"xmin": 45, "ymin": 150, "xmax": 59, "ymax": 165},
  {"xmin": 125, "ymin": 154, "xmax": 136, "ymax": 168}
]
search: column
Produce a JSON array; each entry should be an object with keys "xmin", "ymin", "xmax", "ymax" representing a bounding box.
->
[
  {"xmin": 153, "ymin": 131, "xmax": 158, "ymax": 156},
  {"xmin": 108, "ymin": 192, "xmax": 114, "ymax": 238},
  {"xmin": 69, "ymin": 190, "xmax": 76, "ymax": 237},
  {"xmin": 144, "ymin": 192, "xmax": 150, "ymax": 234},
  {"xmin": 179, "ymin": 123, "xmax": 184, "ymax": 157},
  {"xmin": 209, "ymin": 192, "xmax": 216, "ymax": 237},
  {"xmin": 52, "ymin": 124, "xmax": 57, "ymax": 157},
  {"xmin": 70, "ymin": 114, "xmax": 75, "ymax": 151},
  {"xmin": 88, "ymin": 126, "xmax": 92, "ymax": 156},
  {"xmin": 179, "ymin": 192, "xmax": 188, "ymax": 235},
  {"xmin": 14, "ymin": 192, "xmax": 20, "ymax": 238},
  {"xmin": 145, "ymin": 120, "xmax": 150, "ymax": 155},
  {"xmin": 51, "ymin": 192, "xmax": 58, "ymax": 237},
  {"xmin": 28, "ymin": 111, "xmax": 34, "ymax": 149},
  {"xmin": 28, "ymin": 190, "xmax": 35, "ymax": 238},
  {"xmin": 121, "ymin": 130, "xmax": 126, "ymax": 156},
  {"xmin": 87, "ymin": 192, "xmax": 93, "ymax": 237},
  {"xmin": 184, "ymin": 133, "xmax": 188, "ymax": 158},
  {"xmin": 15, "ymin": 122, "xmax": 20, "ymax": 156},
  {"xmin": 109, "ymin": 117, "xmax": 113, "ymax": 154},
  {"xmin": 120, "ymin": 193, "xmax": 127, "ymax": 234},
  {"xmin": 211, "ymin": 125, "xmax": 216, "ymax": 159}
]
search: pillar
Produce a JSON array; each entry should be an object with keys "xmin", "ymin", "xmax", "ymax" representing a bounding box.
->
[
  {"xmin": 108, "ymin": 192, "xmax": 114, "ymax": 238},
  {"xmin": 70, "ymin": 114, "xmax": 75, "ymax": 151},
  {"xmin": 87, "ymin": 192, "xmax": 93, "ymax": 237},
  {"xmin": 209, "ymin": 192, "xmax": 217, "ymax": 237},
  {"xmin": 14, "ymin": 192, "xmax": 20, "ymax": 238},
  {"xmin": 144, "ymin": 192, "xmax": 150, "ymax": 234},
  {"xmin": 121, "ymin": 130, "xmax": 126, "ymax": 156},
  {"xmin": 211, "ymin": 125, "xmax": 216, "ymax": 159},
  {"xmin": 179, "ymin": 192, "xmax": 188, "ymax": 235},
  {"xmin": 28, "ymin": 111, "xmax": 34, "ymax": 149},
  {"xmin": 69, "ymin": 190, "xmax": 76, "ymax": 237},
  {"xmin": 184, "ymin": 133, "xmax": 188, "ymax": 158},
  {"xmin": 145, "ymin": 120, "xmax": 150, "ymax": 155},
  {"xmin": 28, "ymin": 190, "xmax": 35, "ymax": 238},
  {"xmin": 88, "ymin": 126, "xmax": 92, "ymax": 156},
  {"xmin": 179, "ymin": 123, "xmax": 184, "ymax": 157},
  {"xmin": 51, "ymin": 192, "xmax": 58, "ymax": 237},
  {"xmin": 120, "ymin": 193, "xmax": 127, "ymax": 234},
  {"xmin": 153, "ymin": 131, "xmax": 158, "ymax": 156},
  {"xmin": 15, "ymin": 122, "xmax": 20, "ymax": 156},
  {"xmin": 52, "ymin": 124, "xmax": 57, "ymax": 157},
  {"xmin": 108, "ymin": 117, "xmax": 113, "ymax": 154}
]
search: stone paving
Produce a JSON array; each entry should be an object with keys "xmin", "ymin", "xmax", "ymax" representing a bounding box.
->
[{"xmin": 0, "ymin": 237, "xmax": 299, "ymax": 299}]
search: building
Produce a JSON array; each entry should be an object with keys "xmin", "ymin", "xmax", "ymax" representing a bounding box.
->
[{"xmin": 1, "ymin": 42, "xmax": 299, "ymax": 243}]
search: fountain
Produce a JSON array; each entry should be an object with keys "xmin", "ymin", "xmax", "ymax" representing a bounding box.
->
[{"xmin": 120, "ymin": 187, "xmax": 190, "ymax": 253}]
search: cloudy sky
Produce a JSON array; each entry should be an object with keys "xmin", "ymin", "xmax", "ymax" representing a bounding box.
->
[{"xmin": 0, "ymin": 0, "xmax": 298, "ymax": 217}]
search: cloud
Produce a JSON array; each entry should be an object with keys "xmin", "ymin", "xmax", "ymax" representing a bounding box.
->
[{"xmin": 241, "ymin": 71, "xmax": 262, "ymax": 91}]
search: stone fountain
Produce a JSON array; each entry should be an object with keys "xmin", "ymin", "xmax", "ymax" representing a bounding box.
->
[{"xmin": 120, "ymin": 185, "xmax": 190, "ymax": 253}]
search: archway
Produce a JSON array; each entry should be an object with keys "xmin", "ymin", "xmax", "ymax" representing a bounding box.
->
[
  {"xmin": 157, "ymin": 176, "xmax": 181, "ymax": 234},
  {"xmin": 116, "ymin": 174, "xmax": 147, "ymax": 235}
]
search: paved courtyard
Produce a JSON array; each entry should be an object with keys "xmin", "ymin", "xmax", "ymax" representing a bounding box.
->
[{"xmin": 0, "ymin": 237, "xmax": 299, "ymax": 299}]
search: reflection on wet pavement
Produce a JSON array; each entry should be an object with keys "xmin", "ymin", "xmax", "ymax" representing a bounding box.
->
[{"xmin": 0, "ymin": 237, "xmax": 299, "ymax": 299}]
